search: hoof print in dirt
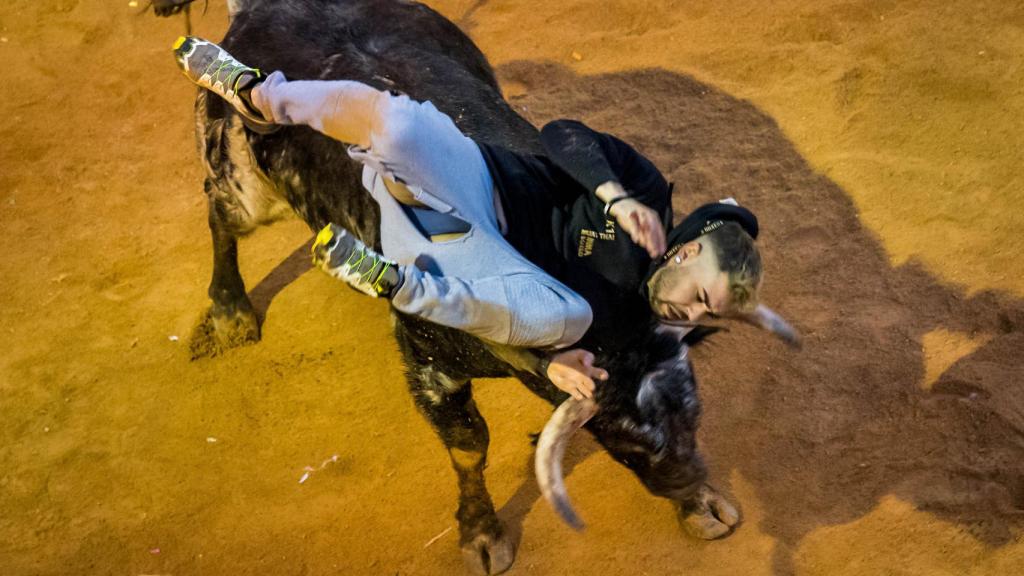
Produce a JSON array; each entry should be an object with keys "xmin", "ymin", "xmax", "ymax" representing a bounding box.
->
[
  {"xmin": 678, "ymin": 484, "xmax": 741, "ymax": 540},
  {"xmin": 461, "ymin": 529, "xmax": 516, "ymax": 576},
  {"xmin": 188, "ymin": 303, "xmax": 261, "ymax": 359}
]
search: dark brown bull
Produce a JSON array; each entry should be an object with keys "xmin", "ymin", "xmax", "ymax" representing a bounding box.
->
[{"xmin": 155, "ymin": 1, "xmax": 795, "ymax": 573}]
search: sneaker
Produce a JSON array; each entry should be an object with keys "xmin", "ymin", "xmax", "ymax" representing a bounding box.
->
[
  {"xmin": 312, "ymin": 224, "xmax": 403, "ymax": 298},
  {"xmin": 172, "ymin": 36, "xmax": 272, "ymax": 128}
]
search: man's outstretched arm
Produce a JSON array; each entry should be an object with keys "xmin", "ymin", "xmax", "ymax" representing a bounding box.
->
[{"xmin": 540, "ymin": 119, "xmax": 671, "ymax": 257}]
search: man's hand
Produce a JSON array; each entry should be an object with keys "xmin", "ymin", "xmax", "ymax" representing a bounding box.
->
[
  {"xmin": 609, "ymin": 198, "xmax": 667, "ymax": 258},
  {"xmin": 545, "ymin": 349, "xmax": 609, "ymax": 400},
  {"xmin": 595, "ymin": 181, "xmax": 666, "ymax": 259}
]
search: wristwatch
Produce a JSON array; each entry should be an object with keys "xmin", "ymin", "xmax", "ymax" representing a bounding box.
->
[{"xmin": 603, "ymin": 195, "xmax": 629, "ymax": 218}]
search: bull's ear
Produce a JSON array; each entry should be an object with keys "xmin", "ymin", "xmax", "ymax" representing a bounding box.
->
[
  {"xmin": 655, "ymin": 323, "xmax": 694, "ymax": 341},
  {"xmin": 655, "ymin": 323, "xmax": 721, "ymax": 346},
  {"xmin": 681, "ymin": 325, "xmax": 721, "ymax": 347}
]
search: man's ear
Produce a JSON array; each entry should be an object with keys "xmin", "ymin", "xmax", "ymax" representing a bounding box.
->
[{"xmin": 681, "ymin": 241, "xmax": 702, "ymax": 261}]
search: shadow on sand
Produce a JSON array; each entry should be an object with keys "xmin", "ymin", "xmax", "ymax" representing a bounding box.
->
[
  {"xmin": 230, "ymin": 59, "xmax": 1024, "ymax": 576},
  {"xmin": 487, "ymin": 60, "xmax": 1024, "ymax": 575},
  {"xmin": 248, "ymin": 238, "xmax": 314, "ymax": 324}
]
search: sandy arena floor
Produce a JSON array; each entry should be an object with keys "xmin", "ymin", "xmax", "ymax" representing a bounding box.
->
[{"xmin": 1, "ymin": 1, "xmax": 1022, "ymax": 574}]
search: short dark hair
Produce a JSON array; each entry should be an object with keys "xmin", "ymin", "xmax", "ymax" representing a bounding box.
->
[{"xmin": 703, "ymin": 221, "xmax": 762, "ymax": 312}]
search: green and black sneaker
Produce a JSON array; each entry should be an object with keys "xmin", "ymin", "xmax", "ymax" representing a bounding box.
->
[
  {"xmin": 172, "ymin": 36, "xmax": 272, "ymax": 129},
  {"xmin": 312, "ymin": 224, "xmax": 404, "ymax": 298}
]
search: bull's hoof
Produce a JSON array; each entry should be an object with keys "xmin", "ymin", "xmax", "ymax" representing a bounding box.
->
[
  {"xmin": 677, "ymin": 484, "xmax": 740, "ymax": 540},
  {"xmin": 188, "ymin": 301, "xmax": 261, "ymax": 359},
  {"xmin": 460, "ymin": 527, "xmax": 516, "ymax": 575}
]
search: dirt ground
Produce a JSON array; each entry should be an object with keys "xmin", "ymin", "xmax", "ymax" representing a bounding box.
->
[{"xmin": 1, "ymin": 1, "xmax": 1022, "ymax": 575}]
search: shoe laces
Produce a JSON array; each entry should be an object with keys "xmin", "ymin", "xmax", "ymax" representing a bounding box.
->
[
  {"xmin": 203, "ymin": 57, "xmax": 251, "ymax": 93},
  {"xmin": 344, "ymin": 248, "xmax": 393, "ymax": 294}
]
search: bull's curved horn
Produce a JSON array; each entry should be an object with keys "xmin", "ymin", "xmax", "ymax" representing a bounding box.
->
[
  {"xmin": 739, "ymin": 304, "xmax": 802, "ymax": 349},
  {"xmin": 535, "ymin": 397, "xmax": 599, "ymax": 531}
]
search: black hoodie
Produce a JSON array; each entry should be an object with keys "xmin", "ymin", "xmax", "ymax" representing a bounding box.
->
[{"xmin": 477, "ymin": 120, "xmax": 757, "ymax": 351}]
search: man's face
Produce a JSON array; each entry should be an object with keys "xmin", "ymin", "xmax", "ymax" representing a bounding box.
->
[{"xmin": 647, "ymin": 241, "xmax": 731, "ymax": 322}]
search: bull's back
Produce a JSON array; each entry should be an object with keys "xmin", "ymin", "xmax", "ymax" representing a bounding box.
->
[
  {"xmin": 203, "ymin": 0, "xmax": 539, "ymax": 240},
  {"xmin": 227, "ymin": 0, "xmax": 538, "ymax": 145}
]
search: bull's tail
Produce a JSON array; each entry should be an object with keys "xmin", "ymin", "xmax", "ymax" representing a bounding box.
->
[
  {"xmin": 150, "ymin": 0, "xmax": 247, "ymax": 19},
  {"xmin": 150, "ymin": 0, "xmax": 249, "ymax": 35},
  {"xmin": 150, "ymin": 0, "xmax": 198, "ymax": 18}
]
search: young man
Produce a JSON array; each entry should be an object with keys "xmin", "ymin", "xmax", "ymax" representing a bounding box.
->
[{"xmin": 173, "ymin": 37, "xmax": 764, "ymax": 398}]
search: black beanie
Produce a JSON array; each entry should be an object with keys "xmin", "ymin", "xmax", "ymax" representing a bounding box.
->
[
  {"xmin": 641, "ymin": 201, "xmax": 759, "ymax": 296},
  {"xmin": 664, "ymin": 202, "xmax": 759, "ymax": 257}
]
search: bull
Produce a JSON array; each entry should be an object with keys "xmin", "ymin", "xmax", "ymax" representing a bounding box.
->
[{"xmin": 154, "ymin": 0, "xmax": 790, "ymax": 573}]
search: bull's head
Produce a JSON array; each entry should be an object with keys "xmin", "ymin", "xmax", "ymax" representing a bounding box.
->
[
  {"xmin": 536, "ymin": 325, "xmax": 707, "ymax": 529},
  {"xmin": 536, "ymin": 305, "xmax": 798, "ymax": 530}
]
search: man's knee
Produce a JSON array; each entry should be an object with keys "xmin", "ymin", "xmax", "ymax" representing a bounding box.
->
[
  {"xmin": 560, "ymin": 291, "xmax": 593, "ymax": 347},
  {"xmin": 506, "ymin": 283, "xmax": 592, "ymax": 349},
  {"xmin": 371, "ymin": 94, "xmax": 433, "ymax": 158}
]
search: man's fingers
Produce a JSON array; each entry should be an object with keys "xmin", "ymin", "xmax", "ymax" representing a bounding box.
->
[
  {"xmin": 577, "ymin": 377, "xmax": 595, "ymax": 398},
  {"xmin": 638, "ymin": 215, "xmax": 651, "ymax": 243},
  {"xmin": 647, "ymin": 213, "xmax": 664, "ymax": 250},
  {"xmin": 645, "ymin": 231, "xmax": 661, "ymax": 258},
  {"xmin": 650, "ymin": 216, "xmax": 667, "ymax": 256},
  {"xmin": 556, "ymin": 373, "xmax": 582, "ymax": 400},
  {"xmin": 626, "ymin": 209, "xmax": 664, "ymax": 258},
  {"xmin": 584, "ymin": 360, "xmax": 608, "ymax": 381}
]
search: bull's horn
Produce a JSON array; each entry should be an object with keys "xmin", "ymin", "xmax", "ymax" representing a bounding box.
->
[
  {"xmin": 739, "ymin": 304, "xmax": 802, "ymax": 349},
  {"xmin": 535, "ymin": 397, "xmax": 599, "ymax": 531}
]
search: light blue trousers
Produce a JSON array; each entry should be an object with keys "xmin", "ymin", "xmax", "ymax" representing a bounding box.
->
[{"xmin": 252, "ymin": 72, "xmax": 592, "ymax": 348}]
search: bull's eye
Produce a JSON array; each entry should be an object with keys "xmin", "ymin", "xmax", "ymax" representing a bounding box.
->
[{"xmin": 617, "ymin": 453, "xmax": 646, "ymax": 469}]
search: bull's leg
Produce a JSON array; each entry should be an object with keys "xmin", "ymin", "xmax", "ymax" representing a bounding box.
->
[
  {"xmin": 405, "ymin": 366, "xmax": 515, "ymax": 576},
  {"xmin": 188, "ymin": 182, "xmax": 261, "ymax": 359}
]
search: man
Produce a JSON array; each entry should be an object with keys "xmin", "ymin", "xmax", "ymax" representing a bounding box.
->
[{"xmin": 173, "ymin": 37, "xmax": 764, "ymax": 398}]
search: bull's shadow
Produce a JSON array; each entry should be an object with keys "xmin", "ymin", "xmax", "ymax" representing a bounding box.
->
[
  {"xmin": 247, "ymin": 240, "xmax": 313, "ymax": 324},
  {"xmin": 495, "ymin": 61, "xmax": 1024, "ymax": 575}
]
